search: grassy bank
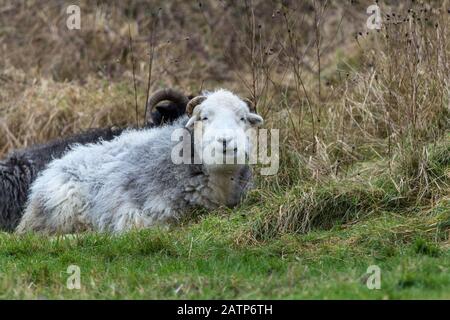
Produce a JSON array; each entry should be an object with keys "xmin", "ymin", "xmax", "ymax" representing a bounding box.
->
[{"xmin": 0, "ymin": 205, "xmax": 448, "ymax": 299}]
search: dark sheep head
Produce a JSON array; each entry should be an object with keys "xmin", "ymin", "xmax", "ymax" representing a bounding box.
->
[{"xmin": 146, "ymin": 89, "xmax": 193, "ymax": 126}]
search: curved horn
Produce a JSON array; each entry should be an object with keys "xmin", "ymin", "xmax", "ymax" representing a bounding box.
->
[
  {"xmin": 244, "ymin": 98, "xmax": 256, "ymax": 113},
  {"xmin": 146, "ymin": 88, "xmax": 189, "ymax": 124},
  {"xmin": 186, "ymin": 96, "xmax": 207, "ymax": 116}
]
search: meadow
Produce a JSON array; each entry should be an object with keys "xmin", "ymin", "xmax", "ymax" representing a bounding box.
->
[{"xmin": 0, "ymin": 0, "xmax": 449, "ymax": 299}]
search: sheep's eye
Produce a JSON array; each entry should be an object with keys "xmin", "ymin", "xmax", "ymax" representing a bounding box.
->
[
  {"xmin": 201, "ymin": 117, "xmax": 208, "ymax": 121},
  {"xmin": 240, "ymin": 117, "xmax": 246, "ymax": 122}
]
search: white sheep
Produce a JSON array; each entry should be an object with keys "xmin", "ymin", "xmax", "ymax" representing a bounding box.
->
[{"xmin": 16, "ymin": 89, "xmax": 264, "ymax": 234}]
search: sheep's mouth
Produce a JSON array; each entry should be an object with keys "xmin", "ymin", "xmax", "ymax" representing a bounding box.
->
[{"xmin": 222, "ymin": 147, "xmax": 239, "ymax": 155}]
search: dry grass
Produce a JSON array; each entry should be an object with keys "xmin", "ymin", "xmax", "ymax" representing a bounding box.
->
[
  {"xmin": 0, "ymin": 71, "xmax": 139, "ymax": 152},
  {"xmin": 0, "ymin": 0, "xmax": 364, "ymax": 154}
]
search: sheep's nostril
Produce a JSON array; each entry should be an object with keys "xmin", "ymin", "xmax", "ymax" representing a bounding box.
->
[
  {"xmin": 223, "ymin": 147, "xmax": 238, "ymax": 155},
  {"xmin": 218, "ymin": 137, "xmax": 237, "ymax": 155}
]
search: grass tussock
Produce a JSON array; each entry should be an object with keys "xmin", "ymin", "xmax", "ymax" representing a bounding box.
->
[
  {"xmin": 248, "ymin": 136, "xmax": 449, "ymax": 241},
  {"xmin": 249, "ymin": 182, "xmax": 385, "ymax": 240},
  {"xmin": 390, "ymin": 136, "xmax": 450, "ymax": 201}
]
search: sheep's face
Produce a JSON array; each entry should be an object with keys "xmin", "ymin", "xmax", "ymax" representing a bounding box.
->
[{"xmin": 186, "ymin": 90, "xmax": 263, "ymax": 172}]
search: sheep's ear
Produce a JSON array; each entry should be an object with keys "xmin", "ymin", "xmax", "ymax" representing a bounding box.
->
[{"xmin": 247, "ymin": 113, "xmax": 264, "ymax": 127}]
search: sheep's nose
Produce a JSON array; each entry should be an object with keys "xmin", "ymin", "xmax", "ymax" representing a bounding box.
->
[{"xmin": 217, "ymin": 136, "xmax": 232, "ymax": 149}]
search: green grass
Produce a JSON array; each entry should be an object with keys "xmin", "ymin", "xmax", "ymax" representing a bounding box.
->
[{"xmin": 0, "ymin": 201, "xmax": 448, "ymax": 299}]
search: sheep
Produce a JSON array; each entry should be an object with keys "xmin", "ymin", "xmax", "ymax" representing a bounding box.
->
[
  {"xmin": 0, "ymin": 89, "xmax": 189, "ymax": 232},
  {"xmin": 0, "ymin": 127, "xmax": 123, "ymax": 231},
  {"xmin": 16, "ymin": 89, "xmax": 264, "ymax": 234}
]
